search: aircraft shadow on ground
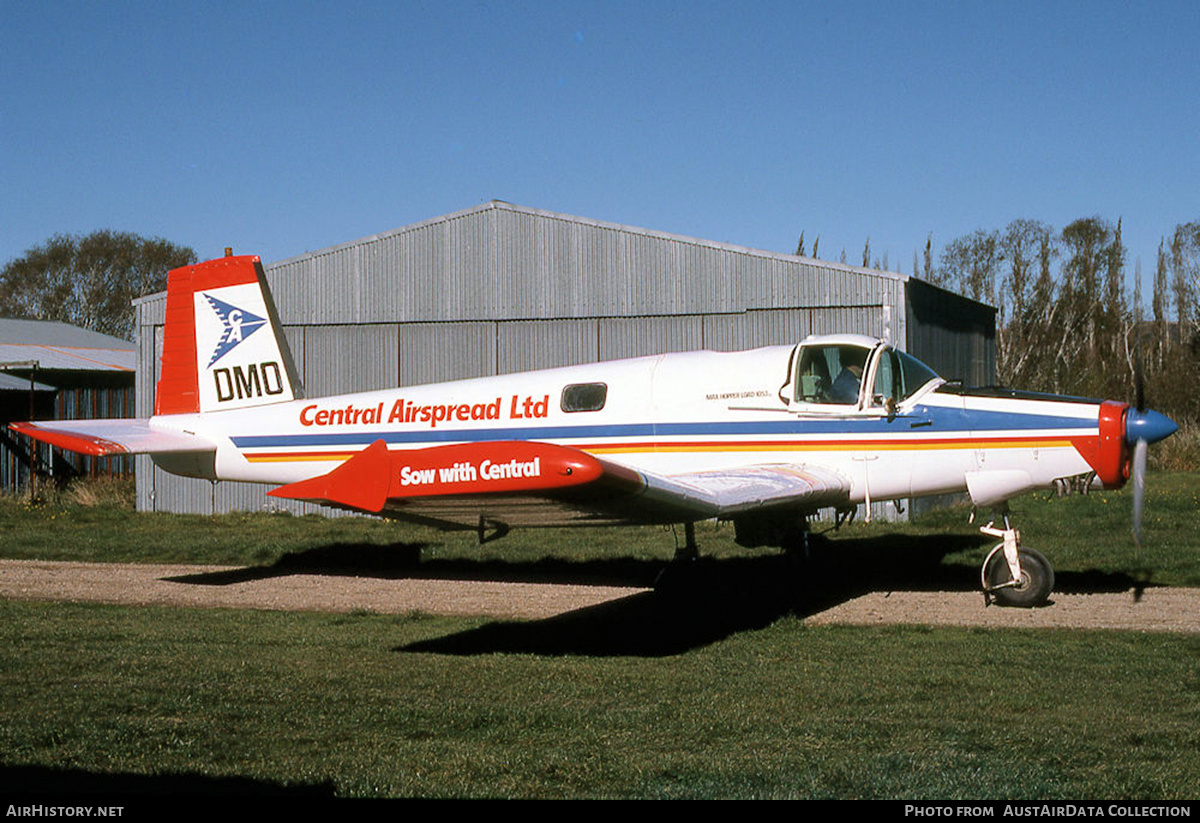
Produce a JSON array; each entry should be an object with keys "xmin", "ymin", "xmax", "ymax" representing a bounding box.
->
[
  {"xmin": 164, "ymin": 540, "xmax": 665, "ymax": 588},
  {"xmin": 390, "ymin": 534, "xmax": 1145, "ymax": 658},
  {"xmin": 165, "ymin": 532, "xmax": 1146, "ymax": 658}
]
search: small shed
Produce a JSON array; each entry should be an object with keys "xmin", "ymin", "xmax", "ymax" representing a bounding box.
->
[{"xmin": 0, "ymin": 319, "xmax": 136, "ymax": 491}]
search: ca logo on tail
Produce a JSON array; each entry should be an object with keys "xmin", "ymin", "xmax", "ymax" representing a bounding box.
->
[
  {"xmin": 204, "ymin": 294, "xmax": 268, "ymax": 367},
  {"xmin": 193, "ymin": 281, "xmax": 297, "ymax": 412}
]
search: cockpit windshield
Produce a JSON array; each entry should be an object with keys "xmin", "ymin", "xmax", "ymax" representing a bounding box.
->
[{"xmin": 870, "ymin": 348, "xmax": 941, "ymax": 407}]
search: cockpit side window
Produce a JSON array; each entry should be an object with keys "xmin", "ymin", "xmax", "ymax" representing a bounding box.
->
[
  {"xmin": 795, "ymin": 345, "xmax": 869, "ymax": 405},
  {"xmin": 872, "ymin": 349, "xmax": 900, "ymax": 406}
]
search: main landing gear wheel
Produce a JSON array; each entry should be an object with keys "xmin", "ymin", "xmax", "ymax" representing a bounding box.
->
[{"xmin": 983, "ymin": 546, "xmax": 1055, "ymax": 608}]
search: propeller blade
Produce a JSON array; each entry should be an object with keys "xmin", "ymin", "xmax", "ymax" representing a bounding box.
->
[
  {"xmin": 1132, "ymin": 437, "xmax": 1148, "ymax": 546},
  {"xmin": 1125, "ymin": 337, "xmax": 1172, "ymax": 547}
]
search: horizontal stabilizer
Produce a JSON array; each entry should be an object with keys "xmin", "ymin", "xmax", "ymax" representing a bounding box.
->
[{"xmin": 10, "ymin": 419, "xmax": 216, "ymax": 457}]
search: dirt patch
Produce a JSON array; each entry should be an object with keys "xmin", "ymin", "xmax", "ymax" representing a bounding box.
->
[
  {"xmin": 804, "ymin": 587, "xmax": 1200, "ymax": 633},
  {"xmin": 0, "ymin": 559, "xmax": 649, "ymax": 621},
  {"xmin": 2, "ymin": 559, "xmax": 1199, "ymax": 632}
]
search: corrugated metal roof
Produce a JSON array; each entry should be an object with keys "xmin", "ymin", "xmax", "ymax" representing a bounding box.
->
[
  {"xmin": 0, "ymin": 318, "xmax": 133, "ymax": 349},
  {"xmin": 0, "ymin": 319, "xmax": 135, "ymax": 372},
  {"xmin": 0, "ymin": 343, "xmax": 134, "ymax": 372}
]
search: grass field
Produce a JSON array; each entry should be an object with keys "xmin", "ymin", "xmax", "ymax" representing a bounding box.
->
[{"xmin": 1, "ymin": 473, "xmax": 1198, "ymax": 798}]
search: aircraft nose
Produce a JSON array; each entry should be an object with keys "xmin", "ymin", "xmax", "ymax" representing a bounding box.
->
[{"xmin": 1125, "ymin": 408, "xmax": 1178, "ymax": 445}]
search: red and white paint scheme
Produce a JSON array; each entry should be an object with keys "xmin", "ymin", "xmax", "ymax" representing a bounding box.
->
[{"xmin": 11, "ymin": 255, "xmax": 1177, "ymax": 606}]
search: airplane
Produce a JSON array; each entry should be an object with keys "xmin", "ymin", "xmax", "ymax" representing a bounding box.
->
[{"xmin": 10, "ymin": 254, "xmax": 1179, "ymax": 607}]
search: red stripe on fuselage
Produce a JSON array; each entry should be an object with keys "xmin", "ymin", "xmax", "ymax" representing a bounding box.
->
[{"xmin": 240, "ymin": 432, "xmax": 1087, "ymax": 464}]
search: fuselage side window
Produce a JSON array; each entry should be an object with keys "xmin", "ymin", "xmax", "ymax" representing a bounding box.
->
[{"xmin": 561, "ymin": 382, "xmax": 608, "ymax": 413}]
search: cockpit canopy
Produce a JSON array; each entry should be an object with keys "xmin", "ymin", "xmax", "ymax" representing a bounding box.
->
[{"xmin": 793, "ymin": 337, "xmax": 941, "ymax": 410}]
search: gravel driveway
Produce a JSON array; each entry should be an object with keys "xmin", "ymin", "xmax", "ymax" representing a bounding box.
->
[{"xmin": 3, "ymin": 559, "xmax": 1199, "ymax": 632}]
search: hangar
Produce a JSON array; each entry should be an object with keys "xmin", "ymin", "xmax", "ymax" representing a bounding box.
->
[{"xmin": 132, "ymin": 201, "xmax": 995, "ymax": 516}]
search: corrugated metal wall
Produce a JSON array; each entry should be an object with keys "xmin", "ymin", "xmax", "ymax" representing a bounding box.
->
[
  {"xmin": 255, "ymin": 203, "xmax": 909, "ymax": 325},
  {"xmin": 905, "ymin": 279, "xmax": 996, "ymax": 385},
  {"xmin": 1, "ymin": 390, "xmax": 54, "ymax": 492},
  {"xmin": 135, "ymin": 201, "xmax": 993, "ymax": 516},
  {"xmin": 51, "ymin": 379, "xmax": 135, "ymax": 480},
  {"xmin": 3, "ymin": 375, "xmax": 134, "ymax": 493}
]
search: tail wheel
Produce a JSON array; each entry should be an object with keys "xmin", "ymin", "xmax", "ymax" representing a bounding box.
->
[{"xmin": 984, "ymin": 547, "xmax": 1055, "ymax": 608}]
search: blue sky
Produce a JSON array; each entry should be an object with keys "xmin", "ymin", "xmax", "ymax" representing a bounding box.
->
[{"xmin": 3, "ymin": 0, "xmax": 1198, "ymax": 295}]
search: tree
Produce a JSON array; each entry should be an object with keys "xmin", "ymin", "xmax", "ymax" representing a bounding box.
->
[
  {"xmin": 1169, "ymin": 221, "xmax": 1200, "ymax": 338},
  {"xmin": 1140, "ymin": 222, "xmax": 1200, "ymax": 424},
  {"xmin": 1106, "ymin": 217, "xmax": 1125, "ymax": 319},
  {"xmin": 995, "ymin": 219, "xmax": 1055, "ymax": 389},
  {"xmin": 939, "ymin": 228, "xmax": 1000, "ymax": 305},
  {"xmin": 0, "ymin": 231, "xmax": 196, "ymax": 340},
  {"xmin": 929, "ymin": 216, "xmax": 1200, "ymax": 428},
  {"xmin": 1000, "ymin": 219, "xmax": 1052, "ymax": 320},
  {"xmin": 1153, "ymin": 239, "xmax": 1169, "ymax": 356},
  {"xmin": 1059, "ymin": 217, "xmax": 1122, "ymax": 362}
]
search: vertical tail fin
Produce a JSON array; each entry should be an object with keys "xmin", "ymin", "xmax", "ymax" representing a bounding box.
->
[{"xmin": 155, "ymin": 255, "xmax": 304, "ymax": 415}]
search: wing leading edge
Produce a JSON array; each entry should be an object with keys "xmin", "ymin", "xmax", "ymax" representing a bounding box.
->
[{"xmin": 267, "ymin": 439, "xmax": 851, "ymax": 530}]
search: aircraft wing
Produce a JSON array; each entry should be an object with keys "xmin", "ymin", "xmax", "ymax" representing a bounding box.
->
[
  {"xmin": 649, "ymin": 463, "xmax": 852, "ymax": 518},
  {"xmin": 267, "ymin": 439, "xmax": 851, "ymax": 530},
  {"xmin": 9, "ymin": 419, "xmax": 217, "ymax": 457}
]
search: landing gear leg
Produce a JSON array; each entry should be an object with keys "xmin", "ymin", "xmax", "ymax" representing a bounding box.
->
[
  {"xmin": 655, "ymin": 522, "xmax": 700, "ymax": 591},
  {"xmin": 780, "ymin": 517, "xmax": 812, "ymax": 564},
  {"xmin": 979, "ymin": 513, "xmax": 1055, "ymax": 607},
  {"xmin": 674, "ymin": 521, "xmax": 700, "ymax": 563}
]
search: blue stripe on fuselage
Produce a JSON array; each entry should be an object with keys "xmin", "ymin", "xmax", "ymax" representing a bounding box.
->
[{"xmin": 229, "ymin": 404, "xmax": 1095, "ymax": 450}]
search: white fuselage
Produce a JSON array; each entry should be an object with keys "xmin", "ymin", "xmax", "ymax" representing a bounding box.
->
[{"xmin": 152, "ymin": 344, "xmax": 1106, "ymax": 510}]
